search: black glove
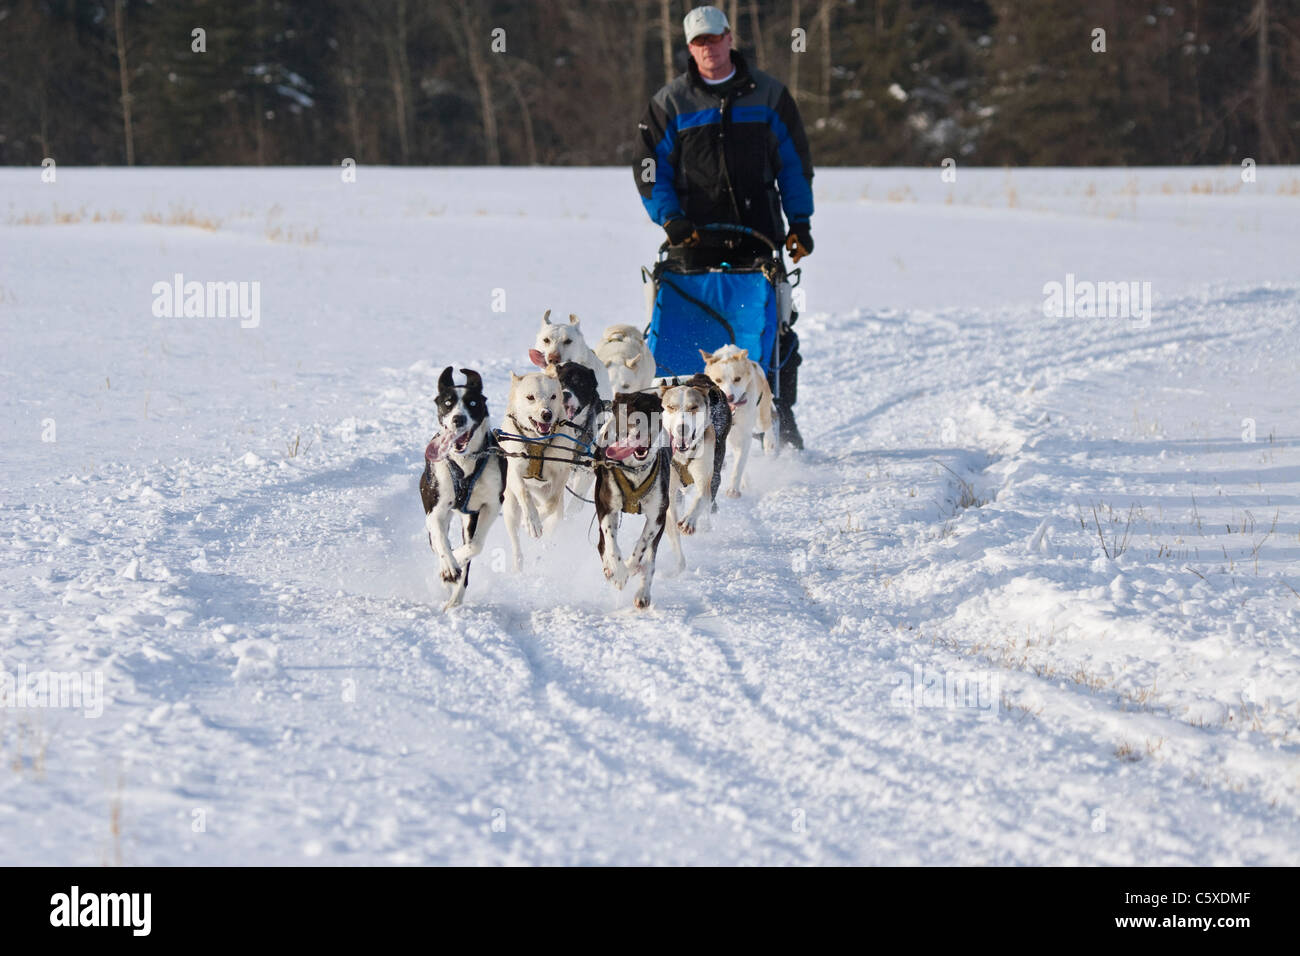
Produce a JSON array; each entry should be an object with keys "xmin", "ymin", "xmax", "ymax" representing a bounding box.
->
[
  {"xmin": 664, "ymin": 218, "xmax": 699, "ymax": 247},
  {"xmin": 785, "ymin": 222, "xmax": 813, "ymax": 262}
]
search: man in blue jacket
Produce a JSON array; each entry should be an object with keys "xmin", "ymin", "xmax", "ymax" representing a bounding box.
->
[{"xmin": 634, "ymin": 4, "xmax": 813, "ymax": 449}]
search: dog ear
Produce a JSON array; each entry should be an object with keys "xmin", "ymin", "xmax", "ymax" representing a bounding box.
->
[
  {"xmin": 737, "ymin": 348, "xmax": 749, "ymax": 361},
  {"xmin": 657, "ymin": 382, "xmax": 670, "ymax": 397},
  {"xmin": 459, "ymin": 368, "xmax": 482, "ymax": 393},
  {"xmin": 528, "ymin": 348, "xmax": 547, "ymax": 368},
  {"xmin": 698, "ymin": 348, "xmax": 713, "ymax": 363},
  {"xmin": 625, "ymin": 354, "xmax": 640, "ymax": 369},
  {"xmin": 438, "ymin": 366, "xmax": 455, "ymax": 392},
  {"xmin": 510, "ymin": 371, "xmax": 521, "ymax": 384},
  {"xmin": 568, "ymin": 313, "xmax": 580, "ymax": 326}
]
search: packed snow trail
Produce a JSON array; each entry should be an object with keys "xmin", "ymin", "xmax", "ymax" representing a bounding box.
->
[{"xmin": 2, "ymin": 168, "xmax": 1298, "ymax": 864}]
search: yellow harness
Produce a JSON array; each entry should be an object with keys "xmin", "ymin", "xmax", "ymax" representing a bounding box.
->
[
  {"xmin": 673, "ymin": 457, "xmax": 694, "ymax": 487},
  {"xmin": 610, "ymin": 453, "xmax": 664, "ymax": 515},
  {"xmin": 509, "ymin": 415, "xmax": 557, "ymax": 481}
]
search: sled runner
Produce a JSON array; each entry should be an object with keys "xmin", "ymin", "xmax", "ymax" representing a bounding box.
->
[{"xmin": 642, "ymin": 223, "xmax": 799, "ymax": 392}]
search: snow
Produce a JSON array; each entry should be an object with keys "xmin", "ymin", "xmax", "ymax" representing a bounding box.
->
[{"xmin": 2, "ymin": 165, "xmax": 1299, "ymax": 864}]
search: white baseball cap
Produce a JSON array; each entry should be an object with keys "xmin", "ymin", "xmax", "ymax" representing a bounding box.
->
[{"xmin": 683, "ymin": 5, "xmax": 730, "ymax": 43}]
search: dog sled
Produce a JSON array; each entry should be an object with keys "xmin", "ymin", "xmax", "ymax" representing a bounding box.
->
[{"xmin": 641, "ymin": 223, "xmax": 799, "ymax": 404}]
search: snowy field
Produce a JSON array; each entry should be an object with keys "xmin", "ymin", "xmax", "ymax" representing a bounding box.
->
[{"xmin": 2, "ymin": 165, "xmax": 1299, "ymax": 865}]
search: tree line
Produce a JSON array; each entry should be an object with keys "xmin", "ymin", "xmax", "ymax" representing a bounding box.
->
[{"xmin": 2, "ymin": 0, "xmax": 1296, "ymax": 168}]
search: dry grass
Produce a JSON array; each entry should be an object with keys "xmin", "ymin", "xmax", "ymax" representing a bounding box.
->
[
  {"xmin": 284, "ymin": 432, "xmax": 314, "ymax": 458},
  {"xmin": 105, "ymin": 771, "xmax": 124, "ymax": 866},
  {"xmin": 264, "ymin": 225, "xmax": 319, "ymax": 244},
  {"xmin": 934, "ymin": 460, "xmax": 986, "ymax": 512},
  {"xmin": 141, "ymin": 204, "xmax": 222, "ymax": 231},
  {"xmin": 1114, "ymin": 741, "xmax": 1140, "ymax": 761}
]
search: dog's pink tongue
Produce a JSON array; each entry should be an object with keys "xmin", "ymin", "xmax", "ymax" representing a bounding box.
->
[
  {"xmin": 425, "ymin": 432, "xmax": 454, "ymax": 463},
  {"xmin": 604, "ymin": 441, "xmax": 641, "ymax": 462}
]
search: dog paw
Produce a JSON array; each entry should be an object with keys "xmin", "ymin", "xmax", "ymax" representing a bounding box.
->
[
  {"xmin": 441, "ymin": 595, "xmax": 463, "ymax": 612},
  {"xmin": 678, "ymin": 518, "xmax": 696, "ymax": 535},
  {"xmin": 634, "ymin": 590, "xmax": 652, "ymax": 610},
  {"xmin": 726, "ymin": 488, "xmax": 742, "ymax": 499},
  {"xmin": 525, "ymin": 515, "xmax": 543, "ymax": 538},
  {"xmin": 439, "ymin": 559, "xmax": 462, "ymax": 583},
  {"xmin": 604, "ymin": 562, "xmax": 628, "ymax": 589}
]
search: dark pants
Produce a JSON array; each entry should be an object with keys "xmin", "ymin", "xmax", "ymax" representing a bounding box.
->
[{"xmin": 772, "ymin": 326, "xmax": 800, "ymax": 408}]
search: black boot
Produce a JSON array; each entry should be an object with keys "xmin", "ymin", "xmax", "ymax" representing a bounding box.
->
[{"xmin": 773, "ymin": 325, "xmax": 803, "ymax": 450}]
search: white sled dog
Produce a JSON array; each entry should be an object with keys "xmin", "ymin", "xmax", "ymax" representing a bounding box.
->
[
  {"xmin": 595, "ymin": 324, "xmax": 656, "ymax": 395},
  {"xmin": 502, "ymin": 367, "xmax": 568, "ymax": 569},
  {"xmin": 700, "ymin": 345, "xmax": 776, "ymax": 498},
  {"xmin": 419, "ymin": 367, "xmax": 506, "ymax": 610},
  {"xmin": 529, "ymin": 310, "xmax": 611, "ymax": 399},
  {"xmin": 659, "ymin": 374, "xmax": 731, "ymax": 534}
]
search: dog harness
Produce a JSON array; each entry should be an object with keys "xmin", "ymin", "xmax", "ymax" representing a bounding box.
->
[
  {"xmin": 611, "ymin": 448, "xmax": 668, "ymax": 515},
  {"xmin": 447, "ymin": 431, "xmax": 498, "ymax": 515},
  {"xmin": 673, "ymin": 458, "xmax": 695, "ymax": 487},
  {"xmin": 508, "ymin": 414, "xmax": 559, "ymax": 481}
]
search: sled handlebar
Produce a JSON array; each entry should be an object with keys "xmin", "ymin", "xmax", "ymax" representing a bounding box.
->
[{"xmin": 657, "ymin": 222, "xmax": 782, "ymax": 257}]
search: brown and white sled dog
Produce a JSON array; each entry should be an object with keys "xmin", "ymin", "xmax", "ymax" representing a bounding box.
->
[
  {"xmin": 659, "ymin": 374, "xmax": 732, "ymax": 534},
  {"xmin": 502, "ymin": 367, "xmax": 567, "ymax": 569},
  {"xmin": 594, "ymin": 391, "xmax": 684, "ymax": 609},
  {"xmin": 419, "ymin": 367, "xmax": 506, "ymax": 610},
  {"xmin": 595, "ymin": 324, "xmax": 656, "ymax": 395},
  {"xmin": 700, "ymin": 345, "xmax": 776, "ymax": 498},
  {"xmin": 529, "ymin": 310, "xmax": 611, "ymax": 399}
]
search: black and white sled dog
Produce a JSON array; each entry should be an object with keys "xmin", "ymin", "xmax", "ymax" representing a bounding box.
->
[
  {"xmin": 419, "ymin": 367, "xmax": 506, "ymax": 610},
  {"xmin": 594, "ymin": 391, "xmax": 684, "ymax": 609},
  {"xmin": 502, "ymin": 366, "xmax": 568, "ymax": 569},
  {"xmin": 555, "ymin": 361, "xmax": 604, "ymax": 514},
  {"xmin": 659, "ymin": 374, "xmax": 731, "ymax": 534},
  {"xmin": 528, "ymin": 310, "xmax": 611, "ymax": 399}
]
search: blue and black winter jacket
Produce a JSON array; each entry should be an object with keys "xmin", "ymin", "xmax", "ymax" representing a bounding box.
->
[{"xmin": 634, "ymin": 50, "xmax": 814, "ymax": 247}]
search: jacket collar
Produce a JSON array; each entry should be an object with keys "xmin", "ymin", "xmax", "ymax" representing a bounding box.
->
[{"xmin": 688, "ymin": 49, "xmax": 756, "ymax": 95}]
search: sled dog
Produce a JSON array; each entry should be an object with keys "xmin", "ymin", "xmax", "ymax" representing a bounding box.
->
[
  {"xmin": 555, "ymin": 360, "xmax": 603, "ymax": 514},
  {"xmin": 594, "ymin": 391, "xmax": 684, "ymax": 609},
  {"xmin": 419, "ymin": 367, "xmax": 506, "ymax": 609},
  {"xmin": 700, "ymin": 345, "xmax": 776, "ymax": 497},
  {"xmin": 595, "ymin": 324, "xmax": 656, "ymax": 395},
  {"xmin": 659, "ymin": 374, "xmax": 731, "ymax": 534},
  {"xmin": 502, "ymin": 367, "xmax": 567, "ymax": 569},
  {"xmin": 529, "ymin": 310, "xmax": 611, "ymax": 399}
]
